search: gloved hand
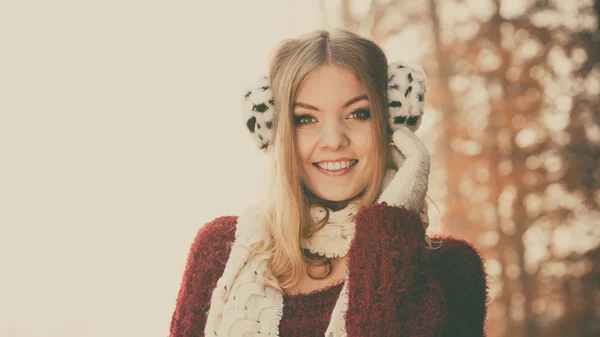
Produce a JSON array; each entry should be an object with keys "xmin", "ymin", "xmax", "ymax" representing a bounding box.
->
[{"xmin": 378, "ymin": 125, "xmax": 431, "ymax": 224}]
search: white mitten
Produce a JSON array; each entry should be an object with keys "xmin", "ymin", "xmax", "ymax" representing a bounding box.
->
[{"xmin": 377, "ymin": 126, "xmax": 431, "ymax": 224}]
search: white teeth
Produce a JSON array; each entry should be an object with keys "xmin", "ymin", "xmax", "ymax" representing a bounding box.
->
[{"xmin": 317, "ymin": 160, "xmax": 357, "ymax": 171}]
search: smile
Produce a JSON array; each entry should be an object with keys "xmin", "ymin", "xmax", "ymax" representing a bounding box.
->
[{"xmin": 312, "ymin": 159, "xmax": 358, "ymax": 176}]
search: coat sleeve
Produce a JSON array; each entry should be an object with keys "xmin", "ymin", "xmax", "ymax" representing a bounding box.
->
[
  {"xmin": 168, "ymin": 216, "xmax": 237, "ymax": 337},
  {"xmin": 345, "ymin": 202, "xmax": 448, "ymax": 337},
  {"xmin": 429, "ymin": 236, "xmax": 489, "ymax": 337}
]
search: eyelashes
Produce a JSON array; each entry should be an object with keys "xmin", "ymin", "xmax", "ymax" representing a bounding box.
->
[
  {"xmin": 350, "ymin": 108, "xmax": 371, "ymax": 120},
  {"xmin": 293, "ymin": 115, "xmax": 316, "ymax": 126},
  {"xmin": 293, "ymin": 108, "xmax": 371, "ymax": 126}
]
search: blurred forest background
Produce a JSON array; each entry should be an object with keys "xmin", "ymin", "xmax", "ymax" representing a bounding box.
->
[{"xmin": 319, "ymin": 0, "xmax": 600, "ymax": 336}]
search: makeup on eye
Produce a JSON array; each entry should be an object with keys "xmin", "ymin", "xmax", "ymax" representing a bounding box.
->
[
  {"xmin": 293, "ymin": 108, "xmax": 371, "ymax": 126},
  {"xmin": 349, "ymin": 108, "xmax": 370, "ymax": 120},
  {"xmin": 293, "ymin": 114, "xmax": 316, "ymax": 126}
]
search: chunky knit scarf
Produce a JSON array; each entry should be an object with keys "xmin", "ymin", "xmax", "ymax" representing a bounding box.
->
[
  {"xmin": 204, "ymin": 169, "xmax": 403, "ymax": 337},
  {"xmin": 203, "ymin": 202, "xmax": 355, "ymax": 337}
]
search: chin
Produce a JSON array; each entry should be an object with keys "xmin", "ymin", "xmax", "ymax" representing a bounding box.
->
[{"xmin": 301, "ymin": 167, "xmax": 369, "ymax": 203}]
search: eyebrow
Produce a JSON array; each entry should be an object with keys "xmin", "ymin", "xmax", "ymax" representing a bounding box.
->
[{"xmin": 294, "ymin": 94, "xmax": 369, "ymax": 111}]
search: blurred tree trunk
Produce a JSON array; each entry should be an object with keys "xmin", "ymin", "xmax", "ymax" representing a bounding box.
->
[{"xmin": 426, "ymin": 0, "xmax": 467, "ymax": 237}]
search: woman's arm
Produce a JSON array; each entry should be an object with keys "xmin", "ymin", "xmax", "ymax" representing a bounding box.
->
[
  {"xmin": 169, "ymin": 216, "xmax": 237, "ymax": 337},
  {"xmin": 344, "ymin": 202, "xmax": 447, "ymax": 337}
]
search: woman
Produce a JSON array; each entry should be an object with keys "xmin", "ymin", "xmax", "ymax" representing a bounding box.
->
[{"xmin": 169, "ymin": 29, "xmax": 488, "ymax": 337}]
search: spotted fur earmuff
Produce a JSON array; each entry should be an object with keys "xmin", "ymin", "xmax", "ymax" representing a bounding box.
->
[{"xmin": 242, "ymin": 61, "xmax": 427, "ymax": 153}]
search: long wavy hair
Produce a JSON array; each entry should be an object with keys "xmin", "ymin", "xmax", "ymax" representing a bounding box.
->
[{"xmin": 251, "ymin": 29, "xmax": 394, "ymax": 291}]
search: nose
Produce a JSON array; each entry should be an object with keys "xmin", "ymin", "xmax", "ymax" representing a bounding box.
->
[{"xmin": 319, "ymin": 119, "xmax": 350, "ymax": 151}]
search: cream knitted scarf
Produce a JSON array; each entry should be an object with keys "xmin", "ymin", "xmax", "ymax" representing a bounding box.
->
[
  {"xmin": 203, "ymin": 202, "xmax": 359, "ymax": 337},
  {"xmin": 204, "ymin": 169, "xmax": 402, "ymax": 337}
]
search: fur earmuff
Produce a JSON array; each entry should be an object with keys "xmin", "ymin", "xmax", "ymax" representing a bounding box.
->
[
  {"xmin": 387, "ymin": 61, "xmax": 427, "ymax": 133},
  {"xmin": 241, "ymin": 76, "xmax": 275, "ymax": 153}
]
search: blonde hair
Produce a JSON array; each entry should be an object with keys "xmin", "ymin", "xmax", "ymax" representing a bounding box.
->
[{"xmin": 251, "ymin": 29, "xmax": 394, "ymax": 291}]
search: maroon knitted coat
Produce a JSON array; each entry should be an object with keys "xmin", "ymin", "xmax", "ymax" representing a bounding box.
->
[{"xmin": 169, "ymin": 203, "xmax": 488, "ymax": 337}]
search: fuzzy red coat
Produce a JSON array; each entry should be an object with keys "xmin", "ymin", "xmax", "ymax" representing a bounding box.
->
[{"xmin": 169, "ymin": 203, "xmax": 489, "ymax": 337}]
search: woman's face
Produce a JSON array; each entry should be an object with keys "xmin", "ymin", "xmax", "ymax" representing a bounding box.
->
[{"xmin": 293, "ymin": 64, "xmax": 376, "ymax": 202}]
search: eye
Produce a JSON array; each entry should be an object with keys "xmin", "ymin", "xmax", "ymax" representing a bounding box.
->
[
  {"xmin": 293, "ymin": 114, "xmax": 316, "ymax": 126},
  {"xmin": 348, "ymin": 108, "xmax": 371, "ymax": 120}
]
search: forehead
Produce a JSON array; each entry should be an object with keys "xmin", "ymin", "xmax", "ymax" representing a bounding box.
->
[{"xmin": 295, "ymin": 64, "xmax": 367, "ymax": 106}]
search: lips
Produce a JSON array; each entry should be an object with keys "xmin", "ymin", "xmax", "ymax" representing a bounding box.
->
[
  {"xmin": 313, "ymin": 159, "xmax": 358, "ymax": 170},
  {"xmin": 312, "ymin": 160, "xmax": 358, "ymax": 176},
  {"xmin": 313, "ymin": 160, "xmax": 358, "ymax": 170}
]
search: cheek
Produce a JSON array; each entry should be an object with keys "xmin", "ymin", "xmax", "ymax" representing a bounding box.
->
[
  {"xmin": 355, "ymin": 125, "xmax": 376, "ymax": 155},
  {"xmin": 295, "ymin": 132, "xmax": 314, "ymax": 163}
]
